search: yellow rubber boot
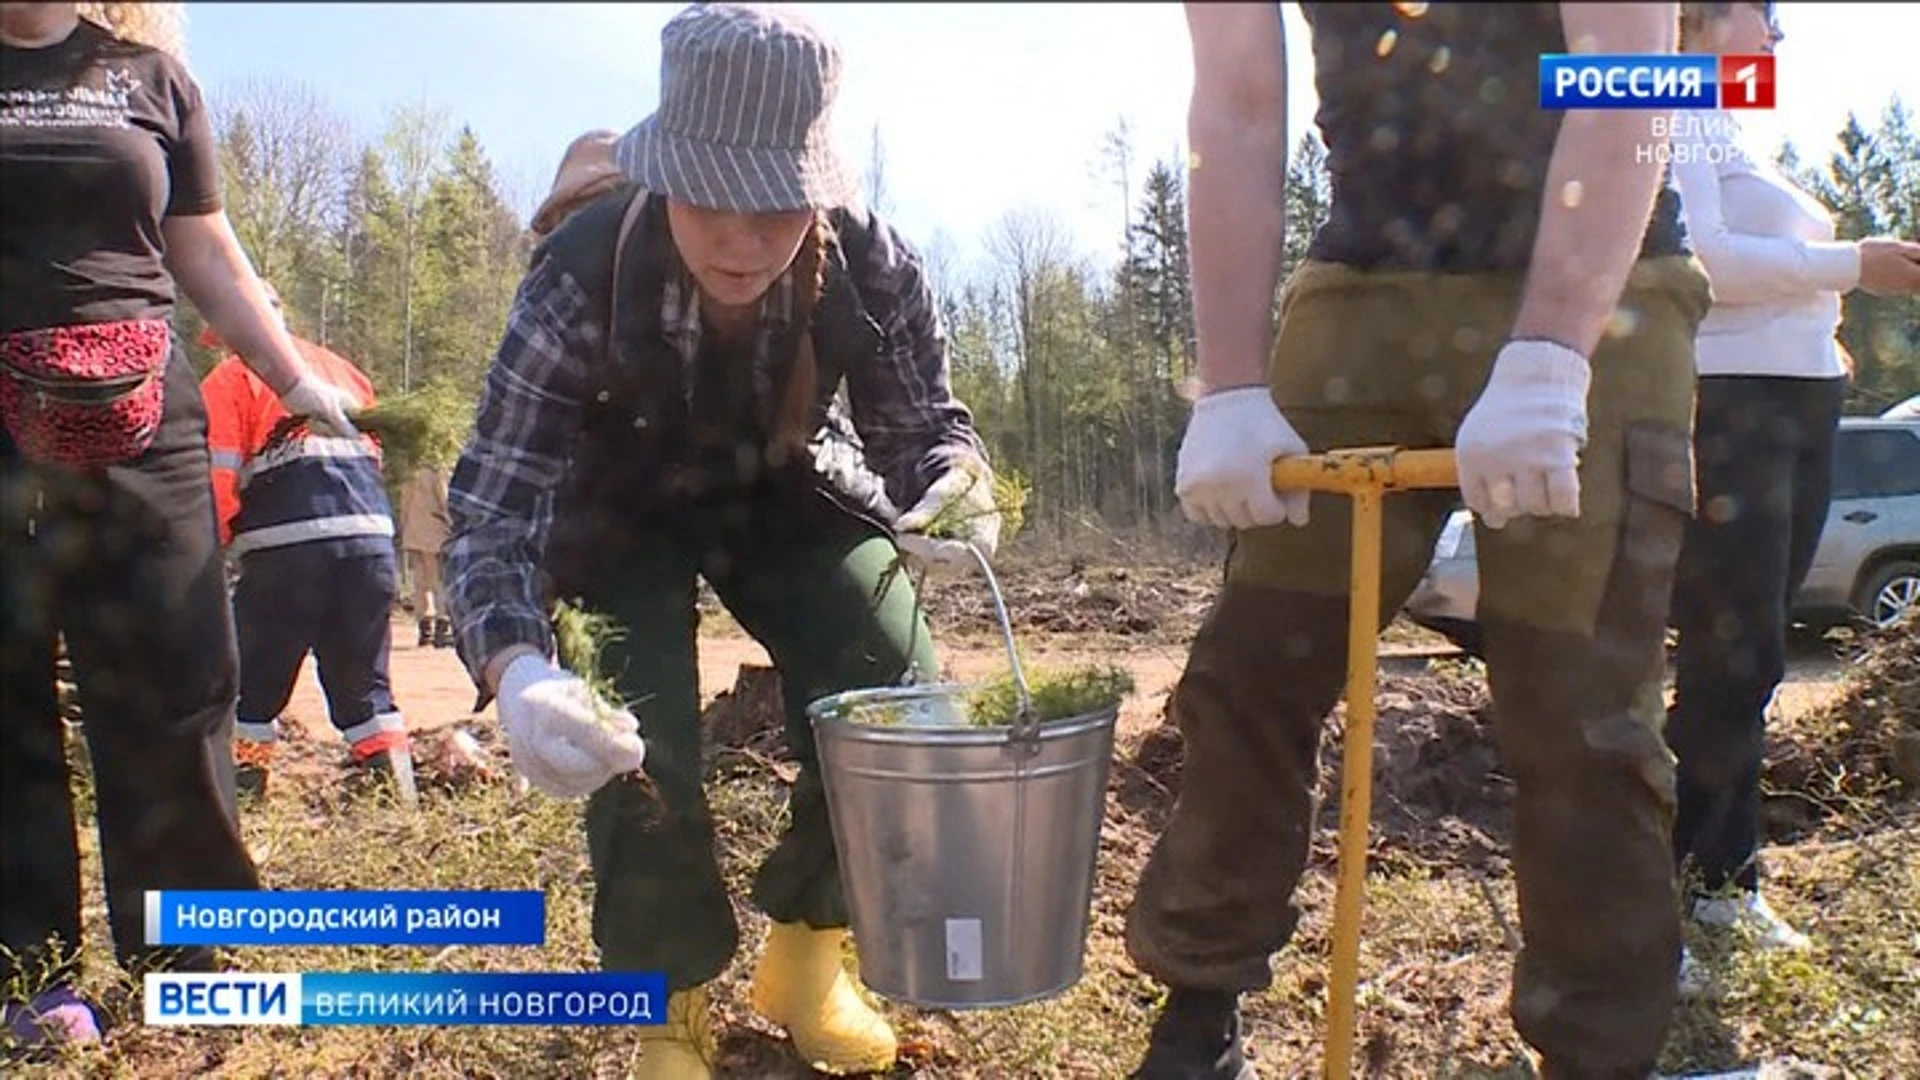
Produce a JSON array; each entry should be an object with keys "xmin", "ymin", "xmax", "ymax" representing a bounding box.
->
[
  {"xmin": 749, "ymin": 922, "xmax": 897, "ymax": 1075},
  {"xmin": 635, "ymin": 986, "xmax": 716, "ymax": 1079}
]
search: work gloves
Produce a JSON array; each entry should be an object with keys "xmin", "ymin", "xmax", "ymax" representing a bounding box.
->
[
  {"xmin": 895, "ymin": 457, "xmax": 1001, "ymax": 570},
  {"xmin": 279, "ymin": 376, "xmax": 362, "ymax": 439},
  {"xmin": 495, "ymin": 654, "xmax": 647, "ymax": 799},
  {"xmin": 1175, "ymin": 386, "xmax": 1312, "ymax": 529},
  {"xmin": 1175, "ymin": 339, "xmax": 1591, "ymax": 534},
  {"xmin": 1454, "ymin": 340, "xmax": 1591, "ymax": 530}
]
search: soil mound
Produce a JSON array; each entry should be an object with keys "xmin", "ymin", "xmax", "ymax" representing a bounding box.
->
[{"xmin": 1112, "ymin": 667, "xmax": 1512, "ymax": 873}]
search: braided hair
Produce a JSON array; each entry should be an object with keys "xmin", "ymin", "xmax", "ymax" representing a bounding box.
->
[{"xmin": 767, "ymin": 213, "xmax": 833, "ymax": 468}]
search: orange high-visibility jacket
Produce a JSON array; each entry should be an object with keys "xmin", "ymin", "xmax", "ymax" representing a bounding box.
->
[{"xmin": 200, "ymin": 331, "xmax": 394, "ymax": 556}]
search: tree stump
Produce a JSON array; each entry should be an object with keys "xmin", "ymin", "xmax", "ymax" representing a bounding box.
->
[{"xmin": 702, "ymin": 665, "xmax": 788, "ymax": 758}]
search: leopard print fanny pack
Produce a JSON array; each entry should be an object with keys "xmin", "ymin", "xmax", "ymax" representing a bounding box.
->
[{"xmin": 0, "ymin": 319, "xmax": 171, "ymax": 468}]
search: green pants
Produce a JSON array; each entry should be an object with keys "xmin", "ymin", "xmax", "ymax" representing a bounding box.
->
[
  {"xmin": 1126, "ymin": 257, "xmax": 1712, "ymax": 1078},
  {"xmin": 574, "ymin": 496, "xmax": 936, "ymax": 990}
]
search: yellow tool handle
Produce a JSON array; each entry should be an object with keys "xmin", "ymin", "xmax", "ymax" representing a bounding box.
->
[
  {"xmin": 1270, "ymin": 446, "xmax": 1459, "ymax": 495},
  {"xmin": 1282, "ymin": 446, "xmax": 1459, "ymax": 1080}
]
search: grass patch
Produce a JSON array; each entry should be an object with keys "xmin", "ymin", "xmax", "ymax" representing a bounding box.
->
[
  {"xmin": 1664, "ymin": 821, "xmax": 1920, "ymax": 1078},
  {"xmin": 12, "ymin": 668, "xmax": 1916, "ymax": 1078}
]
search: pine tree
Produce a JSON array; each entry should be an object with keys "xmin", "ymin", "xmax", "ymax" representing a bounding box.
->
[
  {"xmin": 1121, "ymin": 159, "xmax": 1195, "ymax": 521},
  {"xmin": 1282, "ymin": 133, "xmax": 1332, "ymax": 290},
  {"xmin": 1811, "ymin": 111, "xmax": 1919, "ymax": 412}
]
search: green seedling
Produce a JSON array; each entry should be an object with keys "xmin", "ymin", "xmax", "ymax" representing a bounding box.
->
[
  {"xmin": 262, "ymin": 389, "xmax": 466, "ymax": 480},
  {"xmin": 551, "ymin": 600, "xmax": 662, "ymax": 811},
  {"xmin": 919, "ymin": 467, "xmax": 1030, "ymax": 546},
  {"xmin": 552, "ymin": 602, "xmax": 626, "ymax": 712},
  {"xmin": 964, "ymin": 662, "xmax": 1135, "ymax": 728},
  {"xmin": 263, "ymin": 396, "xmax": 427, "ymax": 455},
  {"xmin": 845, "ymin": 662, "xmax": 1134, "ymax": 730}
]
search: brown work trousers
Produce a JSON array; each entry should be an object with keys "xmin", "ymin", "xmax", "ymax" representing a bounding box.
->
[
  {"xmin": 405, "ymin": 548, "xmax": 443, "ymax": 621},
  {"xmin": 1125, "ymin": 258, "xmax": 1711, "ymax": 1079}
]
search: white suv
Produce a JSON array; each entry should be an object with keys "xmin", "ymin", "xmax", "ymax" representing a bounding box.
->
[{"xmin": 1405, "ymin": 417, "xmax": 1920, "ymax": 652}]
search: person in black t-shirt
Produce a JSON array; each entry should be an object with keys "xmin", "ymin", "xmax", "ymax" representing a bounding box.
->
[
  {"xmin": 0, "ymin": 1, "xmax": 361, "ymax": 1048},
  {"xmin": 1124, "ymin": 5, "xmax": 1711, "ymax": 1078}
]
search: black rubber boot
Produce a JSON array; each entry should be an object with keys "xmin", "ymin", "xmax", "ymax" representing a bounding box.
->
[
  {"xmin": 234, "ymin": 763, "xmax": 269, "ymax": 801},
  {"xmin": 416, "ymin": 617, "xmax": 433, "ymax": 648},
  {"xmin": 351, "ymin": 746, "xmax": 420, "ymax": 809},
  {"xmin": 1129, "ymin": 989, "xmax": 1255, "ymax": 1079}
]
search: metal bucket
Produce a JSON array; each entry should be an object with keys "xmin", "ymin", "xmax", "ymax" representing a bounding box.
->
[{"xmin": 807, "ymin": 544, "xmax": 1118, "ymax": 1010}]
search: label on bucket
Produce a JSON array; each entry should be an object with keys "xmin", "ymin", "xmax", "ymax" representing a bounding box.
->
[{"xmin": 944, "ymin": 918, "xmax": 983, "ymax": 982}]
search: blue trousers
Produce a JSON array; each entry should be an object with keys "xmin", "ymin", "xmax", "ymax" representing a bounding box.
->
[{"xmin": 232, "ymin": 542, "xmax": 404, "ymax": 749}]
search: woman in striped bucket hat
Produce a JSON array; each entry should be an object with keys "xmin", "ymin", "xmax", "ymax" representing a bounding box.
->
[{"xmin": 444, "ymin": 4, "xmax": 1002, "ymax": 1076}]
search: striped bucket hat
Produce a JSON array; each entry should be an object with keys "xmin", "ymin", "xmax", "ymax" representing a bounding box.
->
[{"xmin": 615, "ymin": 3, "xmax": 857, "ymax": 214}]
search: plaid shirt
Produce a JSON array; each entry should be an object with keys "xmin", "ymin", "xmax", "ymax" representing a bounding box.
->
[{"xmin": 444, "ymin": 214, "xmax": 986, "ymax": 690}]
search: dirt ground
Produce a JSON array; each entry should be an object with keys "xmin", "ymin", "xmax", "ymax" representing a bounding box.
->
[
  {"xmin": 280, "ymin": 610, "xmax": 1851, "ymax": 761},
  {"xmin": 277, "ymin": 562, "xmax": 1857, "ymax": 892},
  {"xmin": 40, "ymin": 561, "xmax": 1909, "ymax": 1079},
  {"xmin": 291, "ymin": 618, "xmax": 1850, "ymax": 734},
  {"xmin": 280, "ymin": 617, "xmax": 1198, "ymax": 763}
]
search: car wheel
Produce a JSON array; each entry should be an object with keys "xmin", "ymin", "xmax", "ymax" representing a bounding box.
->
[{"xmin": 1854, "ymin": 559, "xmax": 1920, "ymax": 630}]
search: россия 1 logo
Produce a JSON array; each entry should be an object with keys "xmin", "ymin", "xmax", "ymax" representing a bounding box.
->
[{"xmin": 1539, "ymin": 53, "xmax": 1775, "ymax": 110}]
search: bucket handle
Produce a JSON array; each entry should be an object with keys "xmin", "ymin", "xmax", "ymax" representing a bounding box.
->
[{"xmin": 959, "ymin": 541, "xmax": 1040, "ymax": 747}]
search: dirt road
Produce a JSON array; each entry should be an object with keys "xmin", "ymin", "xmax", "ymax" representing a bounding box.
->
[
  {"xmin": 279, "ymin": 616, "xmax": 1850, "ymax": 755},
  {"xmin": 281, "ymin": 619, "xmax": 1193, "ymax": 747}
]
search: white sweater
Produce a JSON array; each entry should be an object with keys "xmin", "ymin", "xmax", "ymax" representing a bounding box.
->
[{"xmin": 1670, "ymin": 109, "xmax": 1860, "ymax": 380}]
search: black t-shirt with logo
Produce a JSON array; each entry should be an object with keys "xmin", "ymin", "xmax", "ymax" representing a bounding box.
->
[
  {"xmin": 0, "ymin": 18, "xmax": 220, "ymax": 335},
  {"xmin": 1299, "ymin": 2, "xmax": 1690, "ymax": 272}
]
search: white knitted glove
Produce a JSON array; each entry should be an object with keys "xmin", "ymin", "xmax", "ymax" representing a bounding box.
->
[
  {"xmin": 1175, "ymin": 386, "xmax": 1311, "ymax": 529},
  {"xmin": 894, "ymin": 531, "xmax": 975, "ymax": 571},
  {"xmin": 1455, "ymin": 340, "xmax": 1592, "ymax": 530},
  {"xmin": 279, "ymin": 376, "xmax": 362, "ymax": 438},
  {"xmin": 495, "ymin": 654, "xmax": 646, "ymax": 799},
  {"xmin": 895, "ymin": 459, "xmax": 1001, "ymax": 568}
]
